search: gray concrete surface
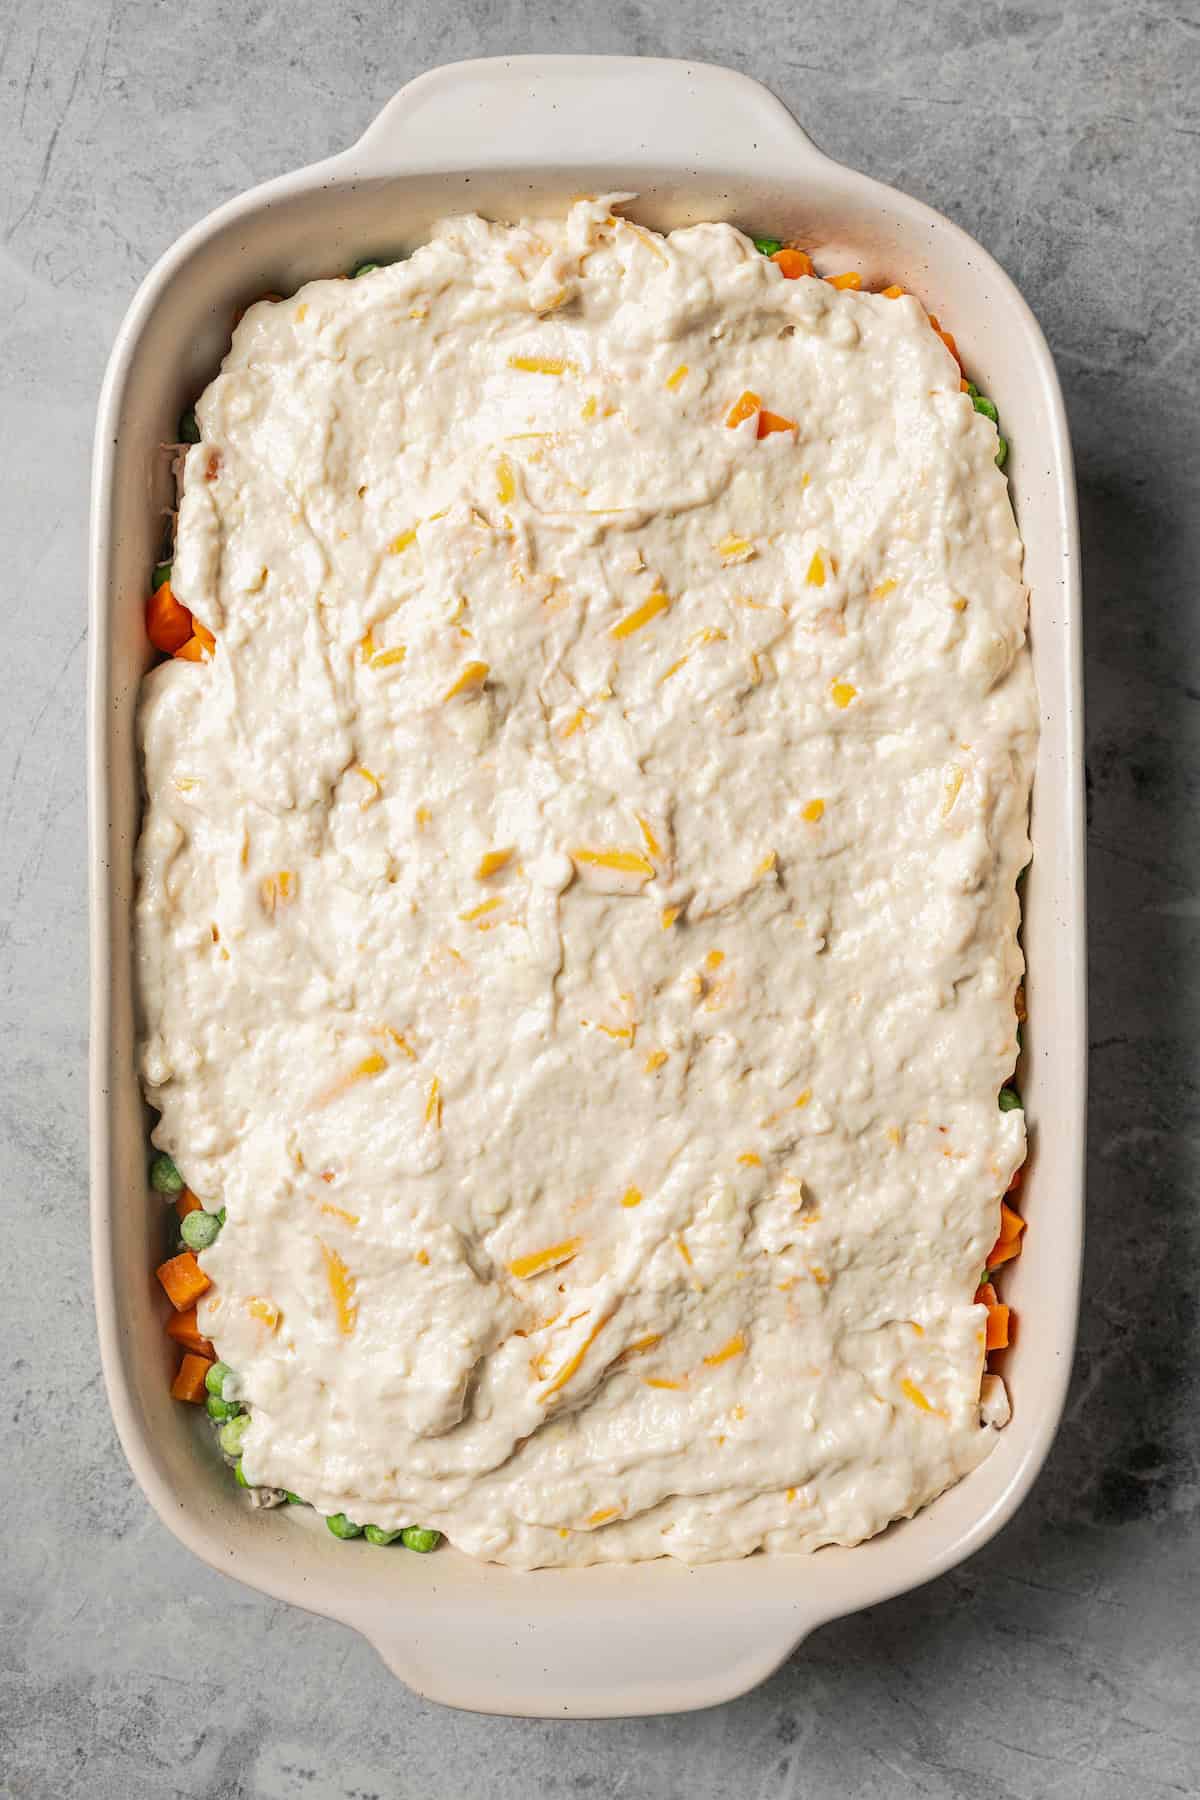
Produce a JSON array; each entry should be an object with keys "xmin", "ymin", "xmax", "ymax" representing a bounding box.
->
[{"xmin": 2, "ymin": 1, "xmax": 1198, "ymax": 1794}]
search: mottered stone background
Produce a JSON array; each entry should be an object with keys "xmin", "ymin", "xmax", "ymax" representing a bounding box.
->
[{"xmin": 2, "ymin": 2, "xmax": 1197, "ymax": 1795}]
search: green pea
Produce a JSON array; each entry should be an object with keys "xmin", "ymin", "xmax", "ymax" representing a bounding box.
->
[
  {"xmin": 401, "ymin": 1526, "xmax": 441, "ymax": 1554},
  {"xmin": 180, "ymin": 1208, "xmax": 221, "ymax": 1251},
  {"xmin": 234, "ymin": 1459, "xmax": 251, "ymax": 1488},
  {"xmin": 350, "ymin": 261, "xmax": 380, "ymax": 278},
  {"xmin": 284, "ymin": 1492, "xmax": 305, "ymax": 1506},
  {"xmin": 972, "ymin": 394, "xmax": 999, "ymax": 425},
  {"xmin": 149, "ymin": 1153, "xmax": 183, "ymax": 1195},
  {"xmin": 965, "ymin": 381, "xmax": 979, "ymax": 400},
  {"xmin": 752, "ymin": 236, "xmax": 783, "ymax": 257},
  {"xmin": 153, "ymin": 561, "xmax": 173, "ymax": 590},
  {"xmin": 998, "ymin": 1086, "xmax": 1023, "ymax": 1112},
  {"xmin": 205, "ymin": 1394, "xmax": 241, "ymax": 1422},
  {"xmin": 178, "ymin": 407, "xmax": 201, "ymax": 444},
  {"xmin": 364, "ymin": 1524, "xmax": 402, "ymax": 1546},
  {"xmin": 205, "ymin": 1360, "xmax": 234, "ymax": 1397},
  {"xmin": 219, "ymin": 1413, "xmax": 251, "ymax": 1457},
  {"xmin": 995, "ymin": 435, "xmax": 1009, "ymax": 471},
  {"xmin": 326, "ymin": 1512, "xmax": 363, "ymax": 1539}
]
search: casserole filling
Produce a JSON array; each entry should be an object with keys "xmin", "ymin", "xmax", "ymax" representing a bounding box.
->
[{"xmin": 138, "ymin": 198, "xmax": 1034, "ymax": 1566}]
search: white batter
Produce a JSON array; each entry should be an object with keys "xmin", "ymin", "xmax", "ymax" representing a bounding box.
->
[{"xmin": 136, "ymin": 198, "xmax": 1034, "ymax": 1567}]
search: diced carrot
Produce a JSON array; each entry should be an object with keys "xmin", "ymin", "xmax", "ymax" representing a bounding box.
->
[
  {"xmin": 771, "ymin": 247, "xmax": 814, "ymax": 279},
  {"xmin": 156, "ymin": 1250, "xmax": 211, "ymax": 1311},
  {"xmin": 974, "ymin": 1280, "xmax": 1010, "ymax": 1350},
  {"xmin": 725, "ymin": 390, "xmax": 762, "ymax": 429},
  {"xmin": 881, "ymin": 284, "xmax": 906, "ymax": 299},
  {"xmin": 937, "ymin": 328, "xmax": 962, "ymax": 367},
  {"xmin": 175, "ymin": 620, "xmax": 216, "ymax": 662},
  {"xmin": 170, "ymin": 1351, "xmax": 214, "ymax": 1403},
  {"xmin": 825, "ymin": 271, "xmax": 862, "ymax": 291},
  {"xmin": 1007, "ymin": 1163, "xmax": 1025, "ymax": 1194},
  {"xmin": 165, "ymin": 1307, "xmax": 214, "ymax": 1356},
  {"xmin": 756, "ymin": 409, "xmax": 796, "ymax": 439},
  {"xmin": 145, "ymin": 580, "xmax": 194, "ymax": 655},
  {"xmin": 175, "ymin": 1186, "xmax": 203, "ymax": 1221},
  {"xmin": 985, "ymin": 1234, "xmax": 1022, "ymax": 1272},
  {"xmin": 960, "ymin": 377, "xmax": 970, "ymax": 392},
  {"xmin": 997, "ymin": 1200, "xmax": 1025, "ymax": 1244},
  {"xmin": 985, "ymin": 1303, "xmax": 1010, "ymax": 1351},
  {"xmin": 927, "ymin": 313, "xmax": 963, "ymax": 369}
]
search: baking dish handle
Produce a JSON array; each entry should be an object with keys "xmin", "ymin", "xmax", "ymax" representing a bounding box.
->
[
  {"xmin": 347, "ymin": 55, "xmax": 825, "ymax": 178},
  {"xmin": 359, "ymin": 1573, "xmax": 820, "ymax": 1717}
]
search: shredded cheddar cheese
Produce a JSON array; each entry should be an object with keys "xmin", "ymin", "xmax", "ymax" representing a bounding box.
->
[
  {"xmin": 475, "ymin": 848, "xmax": 513, "ymax": 878},
  {"xmin": 571, "ymin": 847, "xmax": 655, "ymax": 878},
  {"xmin": 459, "ymin": 897, "xmax": 503, "ymax": 922},
  {"xmin": 508, "ymin": 354, "xmax": 578, "ymax": 376},
  {"xmin": 319, "ymin": 1241, "xmax": 357, "ymax": 1336},
  {"xmin": 320, "ymin": 1202, "xmax": 360, "ymax": 1227},
  {"xmin": 703, "ymin": 1332, "xmax": 747, "ymax": 1367},
  {"xmin": 611, "ymin": 591, "xmax": 670, "ymax": 639},
  {"xmin": 539, "ymin": 1311, "xmax": 613, "ymax": 1401},
  {"xmin": 496, "ymin": 455, "xmax": 516, "ymax": 504},
  {"xmin": 355, "ymin": 766, "xmax": 382, "ymax": 806},
  {"xmin": 901, "ymin": 1378, "xmax": 948, "ymax": 1419},
  {"xmin": 941, "ymin": 766, "xmax": 965, "ymax": 817},
  {"xmin": 443, "ymin": 660, "xmax": 489, "ymax": 701},
  {"xmin": 636, "ymin": 814, "xmax": 662, "ymax": 860},
  {"xmin": 508, "ymin": 1238, "xmax": 583, "ymax": 1280}
]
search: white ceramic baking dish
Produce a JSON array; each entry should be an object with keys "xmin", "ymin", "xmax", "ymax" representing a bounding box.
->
[{"xmin": 89, "ymin": 54, "xmax": 1085, "ymax": 1718}]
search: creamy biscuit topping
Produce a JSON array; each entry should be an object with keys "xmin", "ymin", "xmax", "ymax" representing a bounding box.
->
[{"xmin": 136, "ymin": 198, "xmax": 1035, "ymax": 1566}]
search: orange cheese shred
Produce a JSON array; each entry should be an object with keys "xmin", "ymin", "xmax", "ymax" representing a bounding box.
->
[
  {"xmin": 703, "ymin": 1332, "xmax": 747, "ymax": 1367},
  {"xmin": 319, "ymin": 1241, "xmax": 357, "ymax": 1335},
  {"xmin": 508, "ymin": 1238, "xmax": 583, "ymax": 1280},
  {"xmin": 611, "ymin": 592, "xmax": 669, "ymax": 640},
  {"xmin": 539, "ymin": 1311, "xmax": 613, "ymax": 1401},
  {"xmin": 725, "ymin": 390, "xmax": 761, "ymax": 429}
]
